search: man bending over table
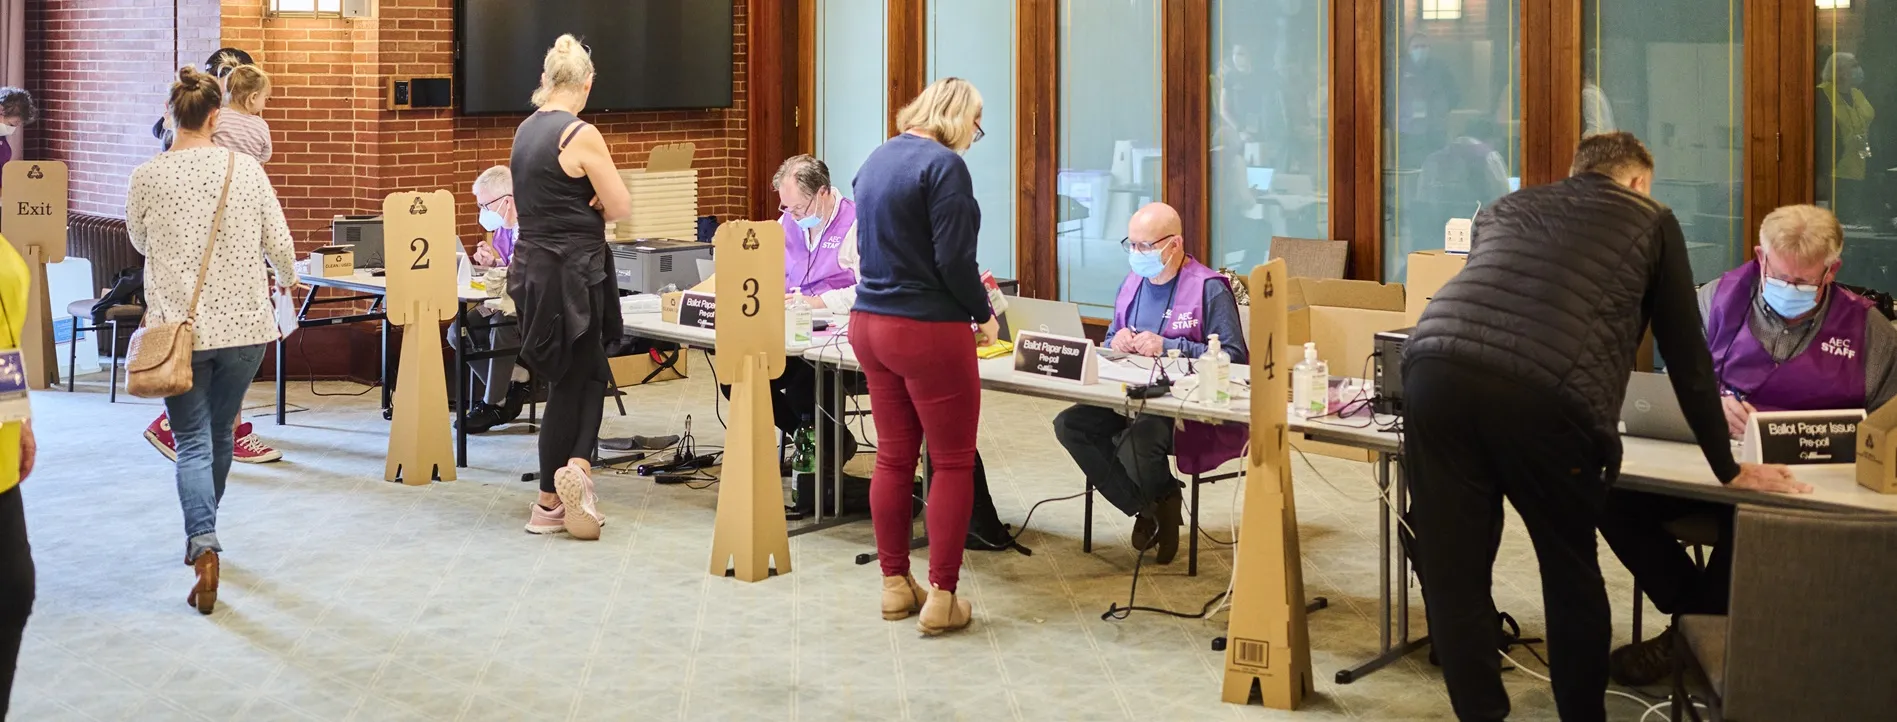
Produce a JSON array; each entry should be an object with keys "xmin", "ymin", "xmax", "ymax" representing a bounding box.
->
[
  {"xmin": 1602, "ymin": 203, "xmax": 1897, "ymax": 685},
  {"xmin": 454, "ymin": 165, "xmax": 531, "ymax": 434},
  {"xmin": 1053, "ymin": 203, "xmax": 1248, "ymax": 564}
]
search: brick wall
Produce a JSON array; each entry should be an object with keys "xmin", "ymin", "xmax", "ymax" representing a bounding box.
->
[{"xmin": 26, "ymin": 0, "xmax": 224, "ymax": 216}]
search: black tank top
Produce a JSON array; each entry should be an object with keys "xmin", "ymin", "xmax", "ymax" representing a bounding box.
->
[{"xmin": 510, "ymin": 110, "xmax": 606, "ymax": 267}]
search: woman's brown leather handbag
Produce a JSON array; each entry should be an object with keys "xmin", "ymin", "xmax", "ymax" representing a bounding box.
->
[{"xmin": 126, "ymin": 151, "xmax": 234, "ymax": 399}]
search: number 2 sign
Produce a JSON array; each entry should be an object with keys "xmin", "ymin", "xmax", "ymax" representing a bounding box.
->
[{"xmin": 382, "ymin": 190, "xmax": 457, "ymax": 327}]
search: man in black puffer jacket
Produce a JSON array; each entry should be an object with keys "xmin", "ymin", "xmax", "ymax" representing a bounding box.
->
[{"xmin": 1402, "ymin": 132, "xmax": 1805, "ymax": 722}]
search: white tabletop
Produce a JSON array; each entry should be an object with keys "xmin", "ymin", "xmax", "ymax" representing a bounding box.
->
[
  {"xmin": 1616, "ymin": 437, "xmax": 1897, "ymax": 514},
  {"xmin": 621, "ymin": 311, "xmax": 820, "ymax": 353},
  {"xmin": 303, "ymin": 271, "xmax": 495, "ymax": 303}
]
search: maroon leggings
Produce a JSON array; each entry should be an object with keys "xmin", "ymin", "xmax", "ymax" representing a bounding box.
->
[{"xmin": 850, "ymin": 310, "xmax": 980, "ymax": 592}]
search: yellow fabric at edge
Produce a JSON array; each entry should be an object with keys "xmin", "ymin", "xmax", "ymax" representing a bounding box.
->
[{"xmin": 0, "ymin": 235, "xmax": 27, "ymax": 493}]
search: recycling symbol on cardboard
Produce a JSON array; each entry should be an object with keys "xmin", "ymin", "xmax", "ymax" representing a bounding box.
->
[
  {"xmin": 25, "ymin": 166, "xmax": 41, "ymax": 180},
  {"xmin": 1261, "ymin": 272, "xmax": 1274, "ymax": 299},
  {"xmin": 409, "ymin": 198, "xmax": 428, "ymax": 215},
  {"xmin": 741, "ymin": 229, "xmax": 760, "ymax": 250}
]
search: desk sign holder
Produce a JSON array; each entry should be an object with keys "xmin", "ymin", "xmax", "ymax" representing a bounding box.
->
[
  {"xmin": 707, "ymin": 221, "xmax": 792, "ymax": 582},
  {"xmin": 1222, "ymin": 258, "xmax": 1313, "ymax": 709},
  {"xmin": 1740, "ymin": 409, "xmax": 1864, "ymax": 466},
  {"xmin": 381, "ymin": 190, "xmax": 457, "ymax": 485},
  {"xmin": 1012, "ymin": 331, "xmax": 1098, "ymax": 384},
  {"xmin": 2, "ymin": 161, "xmax": 68, "ymax": 389}
]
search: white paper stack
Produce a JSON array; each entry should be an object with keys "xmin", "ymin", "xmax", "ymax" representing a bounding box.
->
[{"xmin": 613, "ymin": 168, "xmax": 699, "ymax": 242}]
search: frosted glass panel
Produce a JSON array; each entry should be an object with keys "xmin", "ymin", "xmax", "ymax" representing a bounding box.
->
[
  {"xmin": 929, "ymin": 0, "xmax": 1017, "ymax": 279},
  {"xmin": 1586, "ymin": 0, "xmax": 1744, "ymax": 285},
  {"xmin": 818, "ymin": 0, "xmax": 888, "ymax": 202},
  {"xmin": 1060, "ymin": 0, "xmax": 1163, "ymax": 316},
  {"xmin": 1210, "ymin": 0, "xmax": 1329, "ymax": 276},
  {"xmin": 1382, "ymin": 0, "xmax": 1522, "ymax": 283},
  {"xmin": 1816, "ymin": 4, "xmax": 1896, "ymax": 291}
]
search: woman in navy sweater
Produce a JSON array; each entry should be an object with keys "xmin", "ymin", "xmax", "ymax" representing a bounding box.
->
[{"xmin": 851, "ymin": 77, "xmax": 998, "ymax": 636}]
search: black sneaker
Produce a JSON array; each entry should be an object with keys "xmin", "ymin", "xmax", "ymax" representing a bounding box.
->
[
  {"xmin": 458, "ymin": 403, "xmax": 508, "ymax": 434},
  {"xmin": 500, "ymin": 382, "xmax": 533, "ymax": 421},
  {"xmin": 1608, "ymin": 626, "xmax": 1676, "ymax": 687}
]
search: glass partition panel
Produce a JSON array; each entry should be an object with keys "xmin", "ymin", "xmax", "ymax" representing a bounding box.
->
[
  {"xmin": 1817, "ymin": 3, "xmax": 1897, "ymax": 291},
  {"xmin": 929, "ymin": 0, "xmax": 1018, "ymax": 278},
  {"xmin": 818, "ymin": 0, "xmax": 888, "ymax": 203},
  {"xmin": 1059, "ymin": 0, "xmax": 1163, "ymax": 316},
  {"xmin": 1210, "ymin": 0, "xmax": 1330, "ymax": 276}
]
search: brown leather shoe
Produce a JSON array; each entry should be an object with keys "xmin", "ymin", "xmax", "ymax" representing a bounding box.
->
[
  {"xmin": 1154, "ymin": 490, "xmax": 1183, "ymax": 565},
  {"xmin": 881, "ymin": 574, "xmax": 928, "ymax": 620},
  {"xmin": 916, "ymin": 588, "xmax": 972, "ymax": 636},
  {"xmin": 188, "ymin": 550, "xmax": 219, "ymax": 615},
  {"xmin": 1132, "ymin": 510, "xmax": 1158, "ymax": 550}
]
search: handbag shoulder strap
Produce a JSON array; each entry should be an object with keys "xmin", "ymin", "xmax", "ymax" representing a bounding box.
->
[{"xmin": 182, "ymin": 150, "xmax": 238, "ymax": 324}]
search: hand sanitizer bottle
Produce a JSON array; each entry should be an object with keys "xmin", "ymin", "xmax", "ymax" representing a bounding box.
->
[
  {"xmin": 1292, "ymin": 342, "xmax": 1329, "ymax": 418},
  {"xmin": 786, "ymin": 288, "xmax": 814, "ymax": 347},
  {"xmin": 1200, "ymin": 334, "xmax": 1231, "ymax": 408}
]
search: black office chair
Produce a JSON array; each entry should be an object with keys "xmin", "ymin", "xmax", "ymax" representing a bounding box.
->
[{"xmin": 65, "ymin": 298, "xmax": 142, "ymax": 402}]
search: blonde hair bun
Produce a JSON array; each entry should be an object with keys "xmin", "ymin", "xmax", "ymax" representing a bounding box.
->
[{"xmin": 531, "ymin": 34, "xmax": 595, "ymax": 108}]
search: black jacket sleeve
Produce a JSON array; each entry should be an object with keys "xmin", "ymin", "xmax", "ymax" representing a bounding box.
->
[{"xmin": 1645, "ymin": 212, "xmax": 1742, "ymax": 483}]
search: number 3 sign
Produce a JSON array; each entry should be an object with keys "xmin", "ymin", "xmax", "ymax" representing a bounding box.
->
[{"xmin": 712, "ymin": 221, "xmax": 786, "ymax": 382}]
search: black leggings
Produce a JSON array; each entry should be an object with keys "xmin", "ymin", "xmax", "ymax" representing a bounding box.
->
[
  {"xmin": 0, "ymin": 486, "xmax": 33, "ymax": 719},
  {"xmin": 538, "ymin": 329, "xmax": 610, "ymax": 493}
]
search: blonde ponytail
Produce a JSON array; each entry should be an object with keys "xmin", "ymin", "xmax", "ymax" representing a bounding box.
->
[{"xmin": 530, "ymin": 34, "xmax": 594, "ymax": 108}]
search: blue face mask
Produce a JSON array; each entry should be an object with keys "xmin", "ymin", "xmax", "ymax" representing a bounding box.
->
[
  {"xmin": 1128, "ymin": 248, "xmax": 1166, "ymax": 279},
  {"xmin": 1761, "ymin": 275, "xmax": 1822, "ymax": 319},
  {"xmin": 795, "ymin": 213, "xmax": 824, "ymax": 231},
  {"xmin": 478, "ymin": 208, "xmax": 505, "ymax": 232}
]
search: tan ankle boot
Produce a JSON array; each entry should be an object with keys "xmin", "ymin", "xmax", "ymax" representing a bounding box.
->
[
  {"xmin": 917, "ymin": 588, "xmax": 972, "ymax": 636},
  {"xmin": 881, "ymin": 574, "xmax": 927, "ymax": 620},
  {"xmin": 187, "ymin": 550, "xmax": 219, "ymax": 615}
]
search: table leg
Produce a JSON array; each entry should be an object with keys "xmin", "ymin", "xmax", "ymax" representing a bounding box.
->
[
  {"xmin": 380, "ymin": 315, "xmax": 392, "ymax": 413},
  {"xmin": 454, "ymin": 301, "xmax": 469, "ymax": 468},
  {"xmin": 1188, "ymin": 475, "xmax": 1200, "ymax": 577},
  {"xmin": 1396, "ymin": 454, "xmax": 1411, "ymax": 643},
  {"xmin": 812, "ymin": 359, "xmax": 828, "ymax": 525},
  {"xmin": 1378, "ymin": 454, "xmax": 1391, "ymax": 651},
  {"xmin": 275, "ymin": 334, "xmax": 287, "ymax": 425},
  {"xmin": 1333, "ymin": 450, "xmax": 1431, "ymax": 684}
]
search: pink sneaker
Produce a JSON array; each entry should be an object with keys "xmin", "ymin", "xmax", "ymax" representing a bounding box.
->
[
  {"xmin": 524, "ymin": 502, "xmax": 565, "ymax": 535},
  {"xmin": 554, "ymin": 463, "xmax": 604, "ymax": 541},
  {"xmin": 144, "ymin": 413, "xmax": 178, "ymax": 461},
  {"xmin": 232, "ymin": 422, "xmax": 283, "ymax": 463}
]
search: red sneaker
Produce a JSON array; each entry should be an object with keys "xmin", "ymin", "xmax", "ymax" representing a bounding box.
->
[
  {"xmin": 144, "ymin": 413, "xmax": 179, "ymax": 461},
  {"xmin": 232, "ymin": 422, "xmax": 283, "ymax": 463}
]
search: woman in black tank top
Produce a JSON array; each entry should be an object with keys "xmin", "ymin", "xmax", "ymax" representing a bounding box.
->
[{"xmin": 505, "ymin": 35, "xmax": 632, "ymax": 541}]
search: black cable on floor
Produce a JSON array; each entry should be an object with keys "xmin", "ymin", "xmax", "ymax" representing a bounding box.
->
[{"xmin": 300, "ymin": 332, "xmax": 380, "ymax": 397}]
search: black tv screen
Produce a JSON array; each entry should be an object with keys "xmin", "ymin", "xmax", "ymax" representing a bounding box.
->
[{"xmin": 458, "ymin": 0, "xmax": 734, "ymax": 114}]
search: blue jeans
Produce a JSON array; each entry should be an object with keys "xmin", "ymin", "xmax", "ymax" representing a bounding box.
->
[{"xmin": 163, "ymin": 344, "xmax": 266, "ymax": 563}]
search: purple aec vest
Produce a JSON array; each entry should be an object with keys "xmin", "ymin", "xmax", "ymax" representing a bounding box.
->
[
  {"xmin": 781, "ymin": 196, "xmax": 858, "ymax": 297},
  {"xmin": 1113, "ymin": 258, "xmax": 1250, "ymax": 475},
  {"xmin": 1705, "ymin": 260, "xmax": 1869, "ymax": 412},
  {"xmin": 491, "ymin": 226, "xmax": 517, "ymax": 266}
]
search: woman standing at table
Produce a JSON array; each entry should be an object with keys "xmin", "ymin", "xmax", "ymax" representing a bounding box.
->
[
  {"xmin": 851, "ymin": 77, "xmax": 998, "ymax": 635},
  {"xmin": 508, "ymin": 35, "xmax": 631, "ymax": 540},
  {"xmin": 128, "ymin": 66, "xmax": 298, "ymax": 613}
]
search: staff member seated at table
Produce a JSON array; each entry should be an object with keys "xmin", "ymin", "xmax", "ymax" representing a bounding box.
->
[
  {"xmin": 454, "ymin": 165, "xmax": 532, "ymax": 434},
  {"xmin": 1602, "ymin": 204, "xmax": 1897, "ymax": 686},
  {"xmin": 1053, "ymin": 203, "xmax": 1248, "ymax": 565},
  {"xmin": 719, "ymin": 155, "xmax": 862, "ymax": 438}
]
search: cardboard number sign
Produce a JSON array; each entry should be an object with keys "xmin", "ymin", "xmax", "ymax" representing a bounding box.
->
[
  {"xmin": 706, "ymin": 220, "xmax": 791, "ymax": 581},
  {"xmin": 1221, "ymin": 259, "xmax": 1313, "ymax": 709},
  {"xmin": 2, "ymin": 160, "xmax": 69, "ymax": 389},
  {"xmin": 381, "ymin": 190, "xmax": 457, "ymax": 484}
]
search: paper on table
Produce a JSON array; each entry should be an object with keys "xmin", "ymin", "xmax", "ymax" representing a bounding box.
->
[
  {"xmin": 274, "ymin": 288, "xmax": 299, "ymax": 338},
  {"xmin": 1098, "ymin": 357, "xmax": 1161, "ymax": 385}
]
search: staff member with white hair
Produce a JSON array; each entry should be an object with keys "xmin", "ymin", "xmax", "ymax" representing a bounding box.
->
[
  {"xmin": 453, "ymin": 165, "xmax": 530, "ymax": 434},
  {"xmin": 1602, "ymin": 203, "xmax": 1897, "ymax": 686},
  {"xmin": 852, "ymin": 77, "xmax": 997, "ymax": 636},
  {"xmin": 508, "ymin": 35, "xmax": 632, "ymax": 541}
]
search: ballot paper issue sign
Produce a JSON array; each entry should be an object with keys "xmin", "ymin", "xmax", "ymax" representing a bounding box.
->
[
  {"xmin": 677, "ymin": 291, "xmax": 717, "ymax": 330},
  {"xmin": 1012, "ymin": 331, "xmax": 1098, "ymax": 384},
  {"xmin": 1742, "ymin": 409, "xmax": 1866, "ymax": 466}
]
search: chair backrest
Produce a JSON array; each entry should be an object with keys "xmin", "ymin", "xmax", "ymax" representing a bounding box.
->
[
  {"xmin": 1267, "ymin": 237, "xmax": 1349, "ymax": 280},
  {"xmin": 1722, "ymin": 505, "xmax": 1897, "ymax": 720}
]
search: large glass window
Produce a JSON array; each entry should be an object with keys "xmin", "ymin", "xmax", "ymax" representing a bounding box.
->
[
  {"xmin": 1059, "ymin": 0, "xmax": 1163, "ymax": 316},
  {"xmin": 817, "ymin": 0, "xmax": 887, "ymax": 202},
  {"xmin": 1584, "ymin": 0, "xmax": 1744, "ymax": 285},
  {"xmin": 1383, "ymin": 0, "xmax": 1523, "ymax": 283},
  {"xmin": 1816, "ymin": 3, "xmax": 1895, "ymax": 291},
  {"xmin": 1210, "ymin": 0, "xmax": 1330, "ymax": 276},
  {"xmin": 929, "ymin": 0, "xmax": 1018, "ymax": 278}
]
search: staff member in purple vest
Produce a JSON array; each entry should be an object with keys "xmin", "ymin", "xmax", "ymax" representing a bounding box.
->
[
  {"xmin": 454, "ymin": 165, "xmax": 531, "ymax": 434},
  {"xmin": 1601, "ymin": 204, "xmax": 1897, "ymax": 686},
  {"xmin": 1052, "ymin": 203, "xmax": 1249, "ymax": 565}
]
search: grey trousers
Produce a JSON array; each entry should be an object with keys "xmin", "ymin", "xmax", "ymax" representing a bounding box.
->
[{"xmin": 448, "ymin": 306, "xmax": 521, "ymax": 405}]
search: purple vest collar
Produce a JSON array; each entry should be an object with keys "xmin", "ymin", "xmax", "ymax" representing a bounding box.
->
[
  {"xmin": 491, "ymin": 226, "xmax": 517, "ymax": 265},
  {"xmin": 1112, "ymin": 257, "xmax": 1248, "ymax": 474},
  {"xmin": 782, "ymin": 196, "xmax": 857, "ymax": 296},
  {"xmin": 1705, "ymin": 260, "xmax": 1869, "ymax": 411}
]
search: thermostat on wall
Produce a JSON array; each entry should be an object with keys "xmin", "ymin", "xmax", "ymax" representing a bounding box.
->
[{"xmin": 387, "ymin": 77, "xmax": 453, "ymax": 111}]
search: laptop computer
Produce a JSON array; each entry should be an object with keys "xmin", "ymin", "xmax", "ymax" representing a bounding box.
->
[
  {"xmin": 1002, "ymin": 297, "xmax": 1086, "ymax": 342},
  {"xmin": 1246, "ymin": 166, "xmax": 1276, "ymax": 192},
  {"xmin": 1621, "ymin": 372, "xmax": 1698, "ymax": 443}
]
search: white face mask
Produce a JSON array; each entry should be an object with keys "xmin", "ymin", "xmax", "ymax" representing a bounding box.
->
[{"xmin": 0, "ymin": 123, "xmax": 16, "ymax": 137}]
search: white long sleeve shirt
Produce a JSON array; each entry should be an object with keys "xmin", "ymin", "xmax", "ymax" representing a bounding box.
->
[{"xmin": 128, "ymin": 147, "xmax": 298, "ymax": 350}]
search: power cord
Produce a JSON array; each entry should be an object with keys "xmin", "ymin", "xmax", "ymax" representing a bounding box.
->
[
  {"xmin": 1499, "ymin": 649, "xmax": 1706, "ymax": 721},
  {"xmin": 298, "ymin": 332, "xmax": 380, "ymax": 397}
]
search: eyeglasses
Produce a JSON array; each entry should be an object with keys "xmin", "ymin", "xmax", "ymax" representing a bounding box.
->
[
  {"xmin": 477, "ymin": 194, "xmax": 511, "ymax": 211},
  {"xmin": 1120, "ymin": 235, "xmax": 1177, "ymax": 253},
  {"xmin": 972, "ymin": 122, "xmax": 986, "ymax": 144},
  {"xmin": 778, "ymin": 191, "xmax": 822, "ymax": 218},
  {"xmin": 1760, "ymin": 256, "xmax": 1833, "ymax": 292}
]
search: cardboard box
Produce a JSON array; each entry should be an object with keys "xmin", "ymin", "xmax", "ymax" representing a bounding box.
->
[
  {"xmin": 1404, "ymin": 250, "xmax": 1468, "ymax": 326},
  {"xmin": 1284, "ymin": 277, "xmax": 1407, "ymax": 462},
  {"xmin": 659, "ymin": 274, "xmax": 716, "ymax": 324},
  {"xmin": 1857, "ymin": 398, "xmax": 1897, "ymax": 493},
  {"xmin": 609, "ymin": 348, "xmax": 689, "ymax": 387},
  {"xmin": 309, "ymin": 246, "xmax": 355, "ymax": 277}
]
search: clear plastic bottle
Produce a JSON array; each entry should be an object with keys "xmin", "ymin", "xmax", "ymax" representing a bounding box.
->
[
  {"xmin": 1292, "ymin": 342, "xmax": 1329, "ymax": 418},
  {"xmin": 1199, "ymin": 333, "xmax": 1231, "ymax": 408},
  {"xmin": 786, "ymin": 287, "xmax": 814, "ymax": 347}
]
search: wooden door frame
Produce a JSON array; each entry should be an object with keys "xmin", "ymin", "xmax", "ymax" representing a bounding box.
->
[
  {"xmin": 749, "ymin": 0, "xmax": 810, "ymax": 221},
  {"xmin": 1162, "ymin": 0, "xmax": 1211, "ymax": 264},
  {"xmin": 889, "ymin": 0, "xmax": 927, "ymax": 137},
  {"xmin": 1018, "ymin": 0, "xmax": 1058, "ymax": 300},
  {"xmin": 1331, "ymin": 0, "xmax": 1383, "ymax": 281},
  {"xmin": 1522, "ymin": 0, "xmax": 1582, "ymax": 188}
]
